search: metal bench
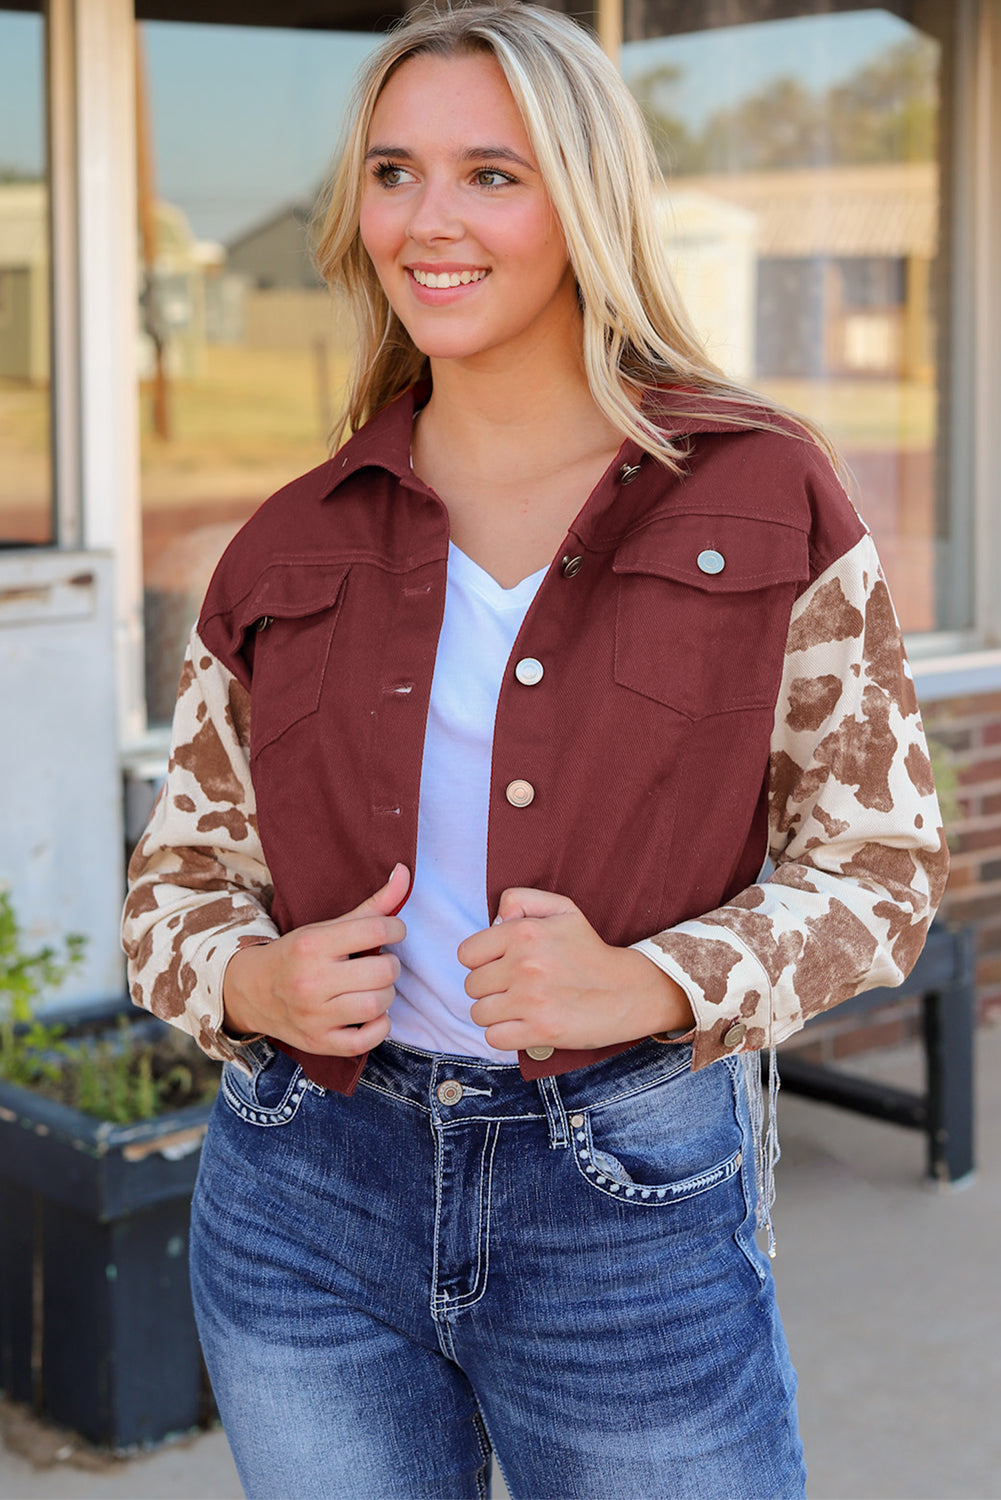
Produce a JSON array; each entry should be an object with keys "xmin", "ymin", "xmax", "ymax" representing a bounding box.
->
[{"xmin": 777, "ymin": 922, "xmax": 976, "ymax": 1184}]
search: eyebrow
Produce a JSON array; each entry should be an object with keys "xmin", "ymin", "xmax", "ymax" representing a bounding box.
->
[{"xmin": 364, "ymin": 144, "xmax": 536, "ymax": 171}]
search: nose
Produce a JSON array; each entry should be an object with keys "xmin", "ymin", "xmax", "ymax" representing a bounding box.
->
[{"xmin": 406, "ymin": 179, "xmax": 463, "ymax": 246}]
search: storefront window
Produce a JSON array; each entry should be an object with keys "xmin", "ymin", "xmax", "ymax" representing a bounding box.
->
[
  {"xmin": 138, "ymin": 22, "xmax": 380, "ymax": 721},
  {"xmin": 623, "ymin": 2, "xmax": 956, "ymax": 635},
  {"xmin": 0, "ymin": 5, "xmax": 51, "ymax": 547}
]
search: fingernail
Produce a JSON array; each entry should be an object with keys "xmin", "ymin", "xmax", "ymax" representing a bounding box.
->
[{"xmin": 493, "ymin": 914, "xmax": 504, "ymax": 925}]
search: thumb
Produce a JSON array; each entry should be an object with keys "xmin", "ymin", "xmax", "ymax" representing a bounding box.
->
[
  {"xmin": 346, "ymin": 863, "xmax": 411, "ymax": 921},
  {"xmin": 496, "ymin": 887, "xmax": 579, "ymax": 923}
]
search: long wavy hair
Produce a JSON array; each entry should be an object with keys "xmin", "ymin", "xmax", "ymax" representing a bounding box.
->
[{"xmin": 313, "ymin": 0, "xmax": 834, "ymax": 470}]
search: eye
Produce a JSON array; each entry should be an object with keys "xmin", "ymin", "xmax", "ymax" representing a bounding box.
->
[
  {"xmin": 472, "ymin": 168, "xmax": 515, "ymax": 189},
  {"xmin": 371, "ymin": 160, "xmax": 415, "ymax": 188}
]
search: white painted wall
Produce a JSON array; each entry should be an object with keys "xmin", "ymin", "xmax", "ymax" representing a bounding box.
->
[{"xmin": 0, "ymin": 551, "xmax": 125, "ymax": 1009}]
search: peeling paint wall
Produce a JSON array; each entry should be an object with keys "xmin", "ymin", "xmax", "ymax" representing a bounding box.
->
[{"xmin": 0, "ymin": 551, "xmax": 125, "ymax": 1009}]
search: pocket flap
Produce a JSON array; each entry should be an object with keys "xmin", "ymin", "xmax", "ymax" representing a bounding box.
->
[
  {"xmin": 235, "ymin": 562, "xmax": 351, "ymax": 633},
  {"xmin": 613, "ymin": 515, "xmax": 809, "ymax": 593}
]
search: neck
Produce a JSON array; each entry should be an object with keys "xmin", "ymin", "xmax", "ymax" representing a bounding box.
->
[{"xmin": 418, "ymin": 341, "xmax": 615, "ymax": 475}]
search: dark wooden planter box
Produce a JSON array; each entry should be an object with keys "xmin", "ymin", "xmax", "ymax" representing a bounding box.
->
[{"xmin": 0, "ymin": 1017, "xmax": 215, "ymax": 1448}]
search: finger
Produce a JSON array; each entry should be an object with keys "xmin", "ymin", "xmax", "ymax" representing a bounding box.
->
[
  {"xmin": 481, "ymin": 1020, "xmax": 536, "ymax": 1054},
  {"xmin": 327, "ymin": 951, "xmax": 400, "ymax": 997},
  {"xmin": 317, "ymin": 1012, "xmax": 393, "ymax": 1056},
  {"xmin": 327, "ymin": 981, "xmax": 398, "ymax": 1027},
  {"xmin": 342, "ymin": 864, "xmax": 412, "ymax": 923},
  {"xmin": 464, "ymin": 960, "xmax": 509, "ymax": 1003},
  {"xmin": 321, "ymin": 911, "xmax": 407, "ymax": 958},
  {"xmin": 496, "ymin": 887, "xmax": 579, "ymax": 922},
  {"xmin": 457, "ymin": 924, "xmax": 507, "ymax": 971},
  {"xmin": 468, "ymin": 989, "xmax": 516, "ymax": 1029}
]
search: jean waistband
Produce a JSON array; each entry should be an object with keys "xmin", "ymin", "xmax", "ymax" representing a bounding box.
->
[{"xmin": 359, "ymin": 1036, "xmax": 698, "ymax": 1127}]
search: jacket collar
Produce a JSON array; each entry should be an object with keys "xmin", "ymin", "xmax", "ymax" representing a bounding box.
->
[{"xmin": 314, "ymin": 380, "xmax": 771, "ymax": 504}]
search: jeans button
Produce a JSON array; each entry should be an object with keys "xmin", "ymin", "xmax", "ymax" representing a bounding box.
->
[
  {"xmin": 525, "ymin": 1045, "xmax": 554, "ymax": 1061},
  {"xmin": 436, "ymin": 1079, "xmax": 464, "ymax": 1105}
]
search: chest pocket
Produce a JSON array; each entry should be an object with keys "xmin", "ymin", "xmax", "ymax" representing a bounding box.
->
[
  {"xmin": 613, "ymin": 514, "xmax": 809, "ymax": 721},
  {"xmin": 236, "ymin": 562, "xmax": 350, "ymax": 757}
]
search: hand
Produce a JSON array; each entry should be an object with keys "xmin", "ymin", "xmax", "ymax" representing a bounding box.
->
[
  {"xmin": 222, "ymin": 864, "xmax": 410, "ymax": 1055},
  {"xmin": 457, "ymin": 887, "xmax": 694, "ymax": 1055}
]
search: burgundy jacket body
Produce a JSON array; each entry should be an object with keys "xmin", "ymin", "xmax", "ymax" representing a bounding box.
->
[{"xmin": 197, "ymin": 384, "xmax": 865, "ymax": 1095}]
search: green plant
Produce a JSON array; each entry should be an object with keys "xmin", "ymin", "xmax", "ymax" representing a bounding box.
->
[
  {"xmin": 0, "ymin": 888, "xmax": 84, "ymax": 1089},
  {"xmin": 0, "ymin": 890, "xmax": 217, "ymax": 1123}
]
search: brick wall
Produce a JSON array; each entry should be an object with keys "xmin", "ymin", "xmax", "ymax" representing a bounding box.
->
[
  {"xmin": 923, "ymin": 688, "xmax": 1001, "ymax": 1024},
  {"xmin": 783, "ymin": 685, "xmax": 1001, "ymax": 1064}
]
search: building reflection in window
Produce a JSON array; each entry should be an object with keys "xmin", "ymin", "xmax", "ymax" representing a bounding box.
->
[
  {"xmin": 137, "ymin": 21, "xmax": 379, "ymax": 721},
  {"xmin": 0, "ymin": 5, "xmax": 52, "ymax": 548},
  {"xmin": 623, "ymin": 3, "xmax": 952, "ymax": 634}
]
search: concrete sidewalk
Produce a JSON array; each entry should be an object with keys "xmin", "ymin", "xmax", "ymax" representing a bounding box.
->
[{"xmin": 2, "ymin": 1026, "xmax": 999, "ymax": 1500}]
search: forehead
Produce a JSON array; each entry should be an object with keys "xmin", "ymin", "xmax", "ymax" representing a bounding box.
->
[{"xmin": 367, "ymin": 50, "xmax": 532, "ymax": 147}]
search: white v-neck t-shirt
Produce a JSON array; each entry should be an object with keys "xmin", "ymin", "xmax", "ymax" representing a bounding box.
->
[{"xmin": 390, "ymin": 542, "xmax": 547, "ymax": 1060}]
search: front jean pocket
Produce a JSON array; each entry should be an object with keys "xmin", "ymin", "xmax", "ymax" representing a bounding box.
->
[
  {"xmin": 220, "ymin": 1040, "xmax": 310, "ymax": 1127},
  {"xmin": 570, "ymin": 1056, "xmax": 743, "ymax": 1207}
]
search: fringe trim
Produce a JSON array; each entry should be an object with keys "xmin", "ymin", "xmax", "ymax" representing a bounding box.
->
[{"xmin": 740, "ymin": 1046, "xmax": 780, "ymax": 1259}]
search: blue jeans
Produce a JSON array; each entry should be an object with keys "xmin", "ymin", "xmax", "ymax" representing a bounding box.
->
[{"xmin": 190, "ymin": 1037, "xmax": 806, "ymax": 1500}]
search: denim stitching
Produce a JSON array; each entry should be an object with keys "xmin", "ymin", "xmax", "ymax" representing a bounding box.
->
[
  {"xmin": 562, "ymin": 1052, "xmax": 693, "ymax": 1116},
  {"xmin": 473, "ymin": 1403, "xmax": 515, "ymax": 1500},
  {"xmin": 356, "ymin": 1077, "xmax": 431, "ymax": 1115},
  {"xmin": 219, "ymin": 1061, "xmax": 309, "ymax": 1127},
  {"xmin": 453, "ymin": 1121, "xmax": 499, "ymax": 1312},
  {"xmin": 537, "ymin": 1074, "xmax": 570, "ymax": 1148},
  {"xmin": 470, "ymin": 1405, "xmax": 493, "ymax": 1500},
  {"xmin": 571, "ymin": 1111, "xmax": 742, "ymax": 1204}
]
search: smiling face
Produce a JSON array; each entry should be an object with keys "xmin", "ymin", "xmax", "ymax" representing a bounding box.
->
[{"xmin": 358, "ymin": 49, "xmax": 579, "ymax": 372}]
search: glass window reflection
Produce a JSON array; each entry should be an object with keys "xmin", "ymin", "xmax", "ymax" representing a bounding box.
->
[
  {"xmin": 623, "ymin": 6, "xmax": 951, "ymax": 635},
  {"xmin": 0, "ymin": 6, "xmax": 51, "ymax": 548},
  {"xmin": 138, "ymin": 22, "xmax": 380, "ymax": 721}
]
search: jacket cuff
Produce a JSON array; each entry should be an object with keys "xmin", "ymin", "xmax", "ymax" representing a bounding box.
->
[
  {"xmin": 630, "ymin": 932, "xmax": 775, "ymax": 1070},
  {"xmin": 187, "ymin": 926, "xmax": 278, "ymax": 1063}
]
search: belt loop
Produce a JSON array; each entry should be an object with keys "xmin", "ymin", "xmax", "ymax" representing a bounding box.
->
[{"xmin": 537, "ymin": 1075, "xmax": 570, "ymax": 1149}]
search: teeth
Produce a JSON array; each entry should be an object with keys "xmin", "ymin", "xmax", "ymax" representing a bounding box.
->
[{"xmin": 412, "ymin": 268, "xmax": 487, "ymax": 288}]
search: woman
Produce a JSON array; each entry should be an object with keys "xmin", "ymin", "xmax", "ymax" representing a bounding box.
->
[{"xmin": 123, "ymin": 5, "xmax": 948, "ymax": 1497}]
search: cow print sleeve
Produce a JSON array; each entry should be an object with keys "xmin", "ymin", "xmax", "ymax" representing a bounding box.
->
[
  {"xmin": 121, "ymin": 629, "xmax": 279, "ymax": 1063},
  {"xmin": 631, "ymin": 532, "xmax": 950, "ymax": 1072}
]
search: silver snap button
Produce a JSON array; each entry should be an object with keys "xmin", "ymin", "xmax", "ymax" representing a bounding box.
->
[
  {"xmin": 569, "ymin": 1113, "xmax": 585, "ymax": 1128},
  {"xmin": 697, "ymin": 549, "xmax": 726, "ymax": 575},
  {"xmin": 505, "ymin": 779, "xmax": 535, "ymax": 808},
  {"xmin": 619, "ymin": 463, "xmax": 642, "ymax": 484},
  {"xmin": 514, "ymin": 657, "xmax": 544, "ymax": 686},
  {"xmin": 722, "ymin": 1021, "xmax": 747, "ymax": 1049},
  {"xmin": 436, "ymin": 1079, "xmax": 463, "ymax": 1105},
  {"xmin": 561, "ymin": 554, "xmax": 583, "ymax": 578},
  {"xmin": 525, "ymin": 1045, "xmax": 555, "ymax": 1061}
]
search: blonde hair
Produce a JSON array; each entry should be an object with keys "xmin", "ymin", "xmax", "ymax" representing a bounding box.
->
[{"xmin": 314, "ymin": 0, "xmax": 834, "ymax": 470}]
